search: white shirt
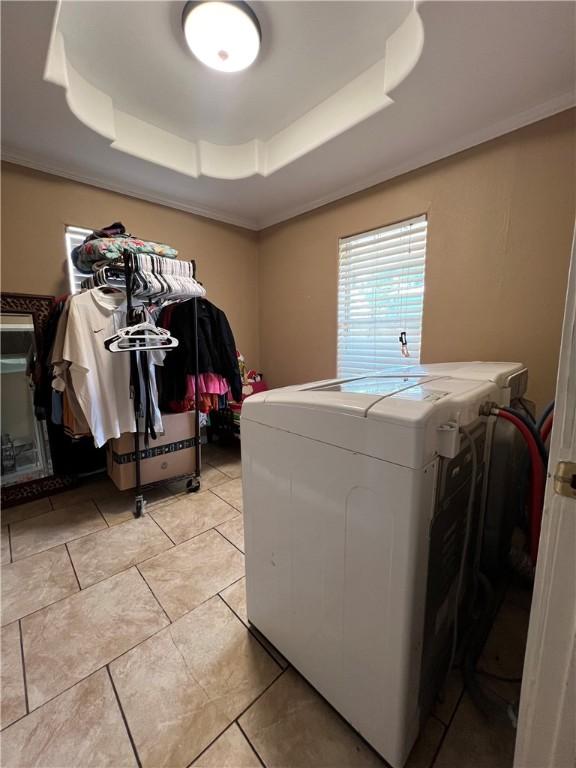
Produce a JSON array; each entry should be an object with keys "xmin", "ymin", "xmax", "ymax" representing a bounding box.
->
[{"xmin": 63, "ymin": 289, "xmax": 163, "ymax": 447}]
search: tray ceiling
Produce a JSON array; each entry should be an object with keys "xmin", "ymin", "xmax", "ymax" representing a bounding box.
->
[
  {"xmin": 2, "ymin": 1, "xmax": 575, "ymax": 229},
  {"xmin": 57, "ymin": 1, "xmax": 414, "ymax": 146},
  {"xmin": 46, "ymin": 1, "xmax": 422, "ymax": 179}
]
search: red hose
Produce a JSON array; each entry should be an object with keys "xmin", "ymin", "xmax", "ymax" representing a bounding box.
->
[
  {"xmin": 495, "ymin": 409, "xmax": 545, "ymax": 564},
  {"xmin": 540, "ymin": 411, "xmax": 554, "ymax": 445}
]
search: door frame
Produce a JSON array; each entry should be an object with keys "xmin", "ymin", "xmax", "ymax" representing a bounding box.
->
[{"xmin": 514, "ymin": 224, "xmax": 576, "ymax": 768}]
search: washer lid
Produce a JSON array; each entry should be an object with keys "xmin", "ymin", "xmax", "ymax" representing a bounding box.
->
[
  {"xmin": 311, "ymin": 376, "xmax": 430, "ymax": 396},
  {"xmin": 256, "ymin": 375, "xmax": 439, "ymax": 416},
  {"xmin": 397, "ymin": 361, "xmax": 525, "ymax": 388},
  {"xmin": 366, "ymin": 376, "xmax": 497, "ymax": 426}
]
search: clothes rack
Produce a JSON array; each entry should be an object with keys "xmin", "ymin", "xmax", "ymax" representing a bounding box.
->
[{"xmin": 123, "ymin": 250, "xmax": 201, "ymax": 517}]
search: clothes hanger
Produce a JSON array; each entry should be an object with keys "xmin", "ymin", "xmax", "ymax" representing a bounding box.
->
[
  {"xmin": 97, "ymin": 286, "xmax": 124, "ymax": 294},
  {"xmin": 104, "ymin": 322, "xmax": 179, "ymax": 352},
  {"xmin": 81, "ymin": 266, "xmax": 127, "ymax": 292}
]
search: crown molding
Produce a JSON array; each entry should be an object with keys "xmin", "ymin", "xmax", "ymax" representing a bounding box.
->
[
  {"xmin": 0, "ymin": 150, "xmax": 259, "ymax": 231},
  {"xmin": 3, "ymin": 94, "xmax": 574, "ymax": 234},
  {"xmin": 257, "ymin": 92, "xmax": 576, "ymax": 230}
]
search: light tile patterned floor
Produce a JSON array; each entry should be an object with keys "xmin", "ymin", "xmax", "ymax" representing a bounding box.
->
[{"xmin": 0, "ymin": 442, "xmax": 530, "ymax": 768}]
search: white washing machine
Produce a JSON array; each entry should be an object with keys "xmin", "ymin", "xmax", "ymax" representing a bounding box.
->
[{"xmin": 241, "ymin": 362, "xmax": 527, "ymax": 767}]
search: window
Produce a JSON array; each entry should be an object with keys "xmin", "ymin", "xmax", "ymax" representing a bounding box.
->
[
  {"xmin": 64, "ymin": 225, "xmax": 92, "ymax": 293},
  {"xmin": 337, "ymin": 214, "xmax": 427, "ymax": 377}
]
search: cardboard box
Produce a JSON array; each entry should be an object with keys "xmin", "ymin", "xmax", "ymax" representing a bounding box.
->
[{"xmin": 107, "ymin": 412, "xmax": 198, "ymax": 491}]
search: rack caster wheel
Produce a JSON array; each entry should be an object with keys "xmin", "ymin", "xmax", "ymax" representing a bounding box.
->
[{"xmin": 187, "ymin": 478, "xmax": 201, "ymax": 493}]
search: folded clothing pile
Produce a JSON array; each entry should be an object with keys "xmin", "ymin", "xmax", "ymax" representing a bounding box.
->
[{"xmin": 72, "ymin": 221, "xmax": 178, "ymax": 273}]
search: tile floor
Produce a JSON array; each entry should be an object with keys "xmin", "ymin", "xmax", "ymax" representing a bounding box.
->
[{"xmin": 0, "ymin": 441, "xmax": 531, "ymax": 768}]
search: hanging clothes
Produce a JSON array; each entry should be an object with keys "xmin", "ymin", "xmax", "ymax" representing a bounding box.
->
[
  {"xmin": 185, "ymin": 372, "xmax": 230, "ymax": 398},
  {"xmin": 34, "ymin": 296, "xmax": 106, "ymax": 475},
  {"xmin": 158, "ymin": 298, "xmax": 242, "ymax": 405},
  {"xmin": 34, "ymin": 294, "xmax": 67, "ymax": 419},
  {"xmin": 61, "ymin": 289, "xmax": 164, "ymax": 447},
  {"xmin": 167, "ymin": 372, "xmax": 230, "ymax": 413},
  {"xmin": 50, "ymin": 296, "xmax": 91, "ymax": 435}
]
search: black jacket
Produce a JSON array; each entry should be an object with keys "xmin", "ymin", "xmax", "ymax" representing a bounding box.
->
[{"xmin": 160, "ymin": 299, "xmax": 242, "ymax": 403}]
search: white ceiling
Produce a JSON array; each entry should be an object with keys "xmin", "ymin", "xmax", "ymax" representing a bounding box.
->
[{"xmin": 2, "ymin": 1, "xmax": 575, "ymax": 230}]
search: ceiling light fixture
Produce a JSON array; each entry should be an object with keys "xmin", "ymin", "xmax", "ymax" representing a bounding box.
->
[{"xmin": 182, "ymin": 1, "xmax": 261, "ymax": 73}]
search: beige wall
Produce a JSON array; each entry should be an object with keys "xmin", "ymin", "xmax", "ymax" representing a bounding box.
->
[
  {"xmin": 2, "ymin": 110, "xmax": 575, "ymax": 409},
  {"xmin": 1, "ymin": 163, "xmax": 261, "ymax": 368},
  {"xmin": 258, "ymin": 110, "xmax": 576, "ymax": 410}
]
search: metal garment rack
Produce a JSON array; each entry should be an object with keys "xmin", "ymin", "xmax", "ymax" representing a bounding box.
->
[{"xmin": 123, "ymin": 251, "xmax": 201, "ymax": 517}]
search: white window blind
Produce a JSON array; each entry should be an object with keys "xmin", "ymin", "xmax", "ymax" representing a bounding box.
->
[
  {"xmin": 64, "ymin": 225, "xmax": 92, "ymax": 293},
  {"xmin": 337, "ymin": 214, "xmax": 427, "ymax": 377}
]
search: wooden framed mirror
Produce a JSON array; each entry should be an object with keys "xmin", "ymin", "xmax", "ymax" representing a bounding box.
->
[{"xmin": 0, "ymin": 292, "xmax": 74, "ymax": 507}]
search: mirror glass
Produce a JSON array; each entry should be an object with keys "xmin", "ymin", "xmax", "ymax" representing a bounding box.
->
[{"xmin": 1, "ymin": 313, "xmax": 53, "ymax": 486}]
